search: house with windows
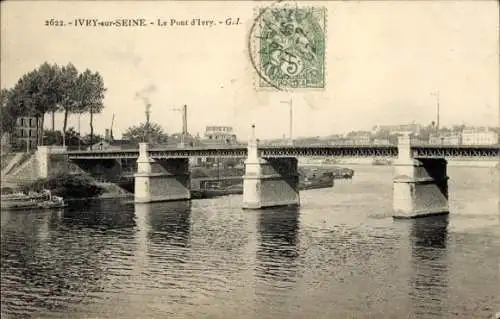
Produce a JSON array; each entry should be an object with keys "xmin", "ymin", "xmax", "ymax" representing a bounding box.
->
[
  {"xmin": 11, "ymin": 116, "xmax": 39, "ymax": 152},
  {"xmin": 203, "ymin": 126, "xmax": 237, "ymax": 145},
  {"xmin": 461, "ymin": 127, "xmax": 498, "ymax": 145}
]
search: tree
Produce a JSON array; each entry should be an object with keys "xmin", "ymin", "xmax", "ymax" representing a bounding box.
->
[
  {"xmin": 0, "ymin": 88, "xmax": 8, "ymax": 108},
  {"xmin": 44, "ymin": 127, "xmax": 82, "ymax": 148},
  {"xmin": 58, "ymin": 63, "xmax": 80, "ymax": 146},
  {"xmin": 123, "ymin": 122, "xmax": 168, "ymax": 144},
  {"xmin": 78, "ymin": 70, "xmax": 105, "ymax": 149},
  {"xmin": 5, "ymin": 63, "xmax": 61, "ymax": 146},
  {"xmin": 81, "ymin": 133, "xmax": 103, "ymax": 147},
  {"xmin": 3, "ymin": 62, "xmax": 106, "ymax": 148},
  {"xmin": 21, "ymin": 172, "xmax": 104, "ymax": 198},
  {"xmin": 36, "ymin": 62, "xmax": 62, "ymax": 145},
  {"xmin": 0, "ymin": 88, "xmax": 16, "ymax": 135},
  {"xmin": 5, "ymin": 71, "xmax": 39, "ymax": 151}
]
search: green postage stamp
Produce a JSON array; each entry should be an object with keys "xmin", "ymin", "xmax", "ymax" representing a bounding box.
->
[{"xmin": 253, "ymin": 6, "xmax": 326, "ymax": 90}]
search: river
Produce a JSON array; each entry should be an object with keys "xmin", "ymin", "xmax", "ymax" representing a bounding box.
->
[{"xmin": 1, "ymin": 166, "xmax": 499, "ymax": 318}]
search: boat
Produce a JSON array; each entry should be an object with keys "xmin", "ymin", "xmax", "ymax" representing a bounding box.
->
[
  {"xmin": 331, "ymin": 167, "xmax": 354, "ymax": 179},
  {"xmin": 191, "ymin": 181, "xmax": 231, "ymax": 199},
  {"xmin": 1, "ymin": 190, "xmax": 67, "ymax": 211},
  {"xmin": 372, "ymin": 159, "xmax": 392, "ymax": 166},
  {"xmin": 299, "ymin": 170, "xmax": 335, "ymax": 190},
  {"xmin": 190, "ymin": 168, "xmax": 338, "ymax": 200}
]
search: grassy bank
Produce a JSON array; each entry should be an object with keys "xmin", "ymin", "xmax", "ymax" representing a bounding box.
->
[{"xmin": 19, "ymin": 173, "xmax": 105, "ymax": 199}]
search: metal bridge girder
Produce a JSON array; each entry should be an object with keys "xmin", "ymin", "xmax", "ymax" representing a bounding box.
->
[{"xmin": 66, "ymin": 144, "xmax": 499, "ymax": 160}]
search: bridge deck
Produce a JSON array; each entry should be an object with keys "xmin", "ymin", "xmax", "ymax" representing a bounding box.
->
[{"xmin": 66, "ymin": 144, "xmax": 500, "ymax": 160}]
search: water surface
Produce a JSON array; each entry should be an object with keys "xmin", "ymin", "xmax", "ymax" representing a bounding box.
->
[{"xmin": 2, "ymin": 166, "xmax": 499, "ymax": 318}]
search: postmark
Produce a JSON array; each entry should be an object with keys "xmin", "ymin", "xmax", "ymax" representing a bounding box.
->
[{"xmin": 249, "ymin": 2, "xmax": 326, "ymax": 90}]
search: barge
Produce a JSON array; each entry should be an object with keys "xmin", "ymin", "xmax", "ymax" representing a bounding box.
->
[{"xmin": 1, "ymin": 190, "xmax": 67, "ymax": 211}]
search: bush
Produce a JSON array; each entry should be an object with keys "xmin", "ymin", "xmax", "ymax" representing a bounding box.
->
[
  {"xmin": 1, "ymin": 187, "xmax": 15, "ymax": 195},
  {"xmin": 21, "ymin": 173, "xmax": 104, "ymax": 199}
]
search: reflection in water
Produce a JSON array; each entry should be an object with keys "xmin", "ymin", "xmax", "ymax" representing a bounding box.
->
[
  {"xmin": 130, "ymin": 201, "xmax": 192, "ymax": 316},
  {"xmin": 1, "ymin": 210, "xmax": 76, "ymax": 316},
  {"xmin": 411, "ymin": 215, "xmax": 449, "ymax": 249},
  {"xmin": 141, "ymin": 201, "xmax": 192, "ymax": 247},
  {"xmin": 407, "ymin": 215, "xmax": 449, "ymax": 318},
  {"xmin": 254, "ymin": 206, "xmax": 301, "ymax": 317},
  {"xmin": 0, "ymin": 166, "xmax": 498, "ymax": 318},
  {"xmin": 0, "ymin": 203, "xmax": 137, "ymax": 317},
  {"xmin": 256, "ymin": 206, "xmax": 300, "ymax": 285},
  {"xmin": 62, "ymin": 199, "xmax": 136, "ymax": 230}
]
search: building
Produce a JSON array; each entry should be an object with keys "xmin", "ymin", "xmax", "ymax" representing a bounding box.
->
[
  {"xmin": 12, "ymin": 116, "xmax": 38, "ymax": 151},
  {"xmin": 373, "ymin": 123, "xmax": 422, "ymax": 135},
  {"xmin": 346, "ymin": 131, "xmax": 371, "ymax": 145},
  {"xmin": 373, "ymin": 138, "xmax": 390, "ymax": 145},
  {"xmin": 429, "ymin": 133, "xmax": 461, "ymax": 145},
  {"xmin": 461, "ymin": 127, "xmax": 499, "ymax": 145},
  {"xmin": 203, "ymin": 126, "xmax": 237, "ymax": 145}
]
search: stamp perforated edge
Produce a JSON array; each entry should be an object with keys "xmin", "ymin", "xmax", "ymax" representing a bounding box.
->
[{"xmin": 248, "ymin": 2, "xmax": 328, "ymax": 92}]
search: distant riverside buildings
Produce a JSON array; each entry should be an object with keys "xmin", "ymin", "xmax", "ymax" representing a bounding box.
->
[
  {"xmin": 429, "ymin": 133, "xmax": 461, "ymax": 145},
  {"xmin": 373, "ymin": 138, "xmax": 391, "ymax": 145},
  {"xmin": 428, "ymin": 127, "xmax": 498, "ymax": 145},
  {"xmin": 372, "ymin": 123, "xmax": 422, "ymax": 135},
  {"xmin": 461, "ymin": 127, "xmax": 498, "ymax": 145},
  {"xmin": 203, "ymin": 126, "xmax": 237, "ymax": 145},
  {"xmin": 349, "ymin": 132, "xmax": 371, "ymax": 145}
]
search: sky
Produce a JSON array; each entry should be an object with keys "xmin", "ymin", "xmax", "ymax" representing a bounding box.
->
[{"xmin": 1, "ymin": 0, "xmax": 499, "ymax": 140}]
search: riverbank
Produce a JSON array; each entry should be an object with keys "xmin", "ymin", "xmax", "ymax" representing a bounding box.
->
[
  {"xmin": 1, "ymin": 165, "xmax": 354, "ymax": 201},
  {"xmin": 301, "ymin": 158, "xmax": 499, "ymax": 167},
  {"xmin": 96, "ymin": 182, "xmax": 133, "ymax": 199}
]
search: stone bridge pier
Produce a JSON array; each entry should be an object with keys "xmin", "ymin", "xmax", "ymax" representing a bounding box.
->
[
  {"xmin": 393, "ymin": 134, "xmax": 449, "ymax": 218},
  {"xmin": 134, "ymin": 143, "xmax": 191, "ymax": 203},
  {"xmin": 36, "ymin": 146, "xmax": 69, "ymax": 178},
  {"xmin": 243, "ymin": 125, "xmax": 300, "ymax": 209}
]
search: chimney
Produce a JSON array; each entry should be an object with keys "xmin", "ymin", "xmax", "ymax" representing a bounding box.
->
[
  {"xmin": 105, "ymin": 129, "xmax": 110, "ymax": 141},
  {"xmin": 182, "ymin": 104, "xmax": 188, "ymax": 135}
]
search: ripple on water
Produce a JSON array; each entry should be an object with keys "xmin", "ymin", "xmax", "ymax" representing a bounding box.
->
[{"xmin": 1, "ymin": 167, "xmax": 499, "ymax": 318}]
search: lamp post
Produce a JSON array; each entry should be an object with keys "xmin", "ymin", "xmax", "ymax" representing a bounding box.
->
[
  {"xmin": 145, "ymin": 103, "xmax": 151, "ymax": 144},
  {"xmin": 280, "ymin": 98, "xmax": 293, "ymax": 146}
]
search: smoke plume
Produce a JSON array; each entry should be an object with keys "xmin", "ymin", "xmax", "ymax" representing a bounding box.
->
[{"xmin": 135, "ymin": 84, "xmax": 157, "ymax": 107}]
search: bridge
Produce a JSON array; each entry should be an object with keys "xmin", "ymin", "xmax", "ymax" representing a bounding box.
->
[
  {"xmin": 36, "ymin": 127, "xmax": 499, "ymax": 219},
  {"xmin": 66, "ymin": 144, "xmax": 499, "ymax": 160}
]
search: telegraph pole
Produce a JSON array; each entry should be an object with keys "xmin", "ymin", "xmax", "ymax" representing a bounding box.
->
[
  {"xmin": 431, "ymin": 90, "xmax": 440, "ymax": 131},
  {"xmin": 436, "ymin": 90, "xmax": 440, "ymax": 130},
  {"xmin": 280, "ymin": 98, "xmax": 293, "ymax": 146},
  {"xmin": 182, "ymin": 104, "xmax": 188, "ymax": 137}
]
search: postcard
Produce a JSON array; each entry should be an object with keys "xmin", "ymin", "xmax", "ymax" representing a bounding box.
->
[{"xmin": 1, "ymin": 1, "xmax": 499, "ymax": 318}]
